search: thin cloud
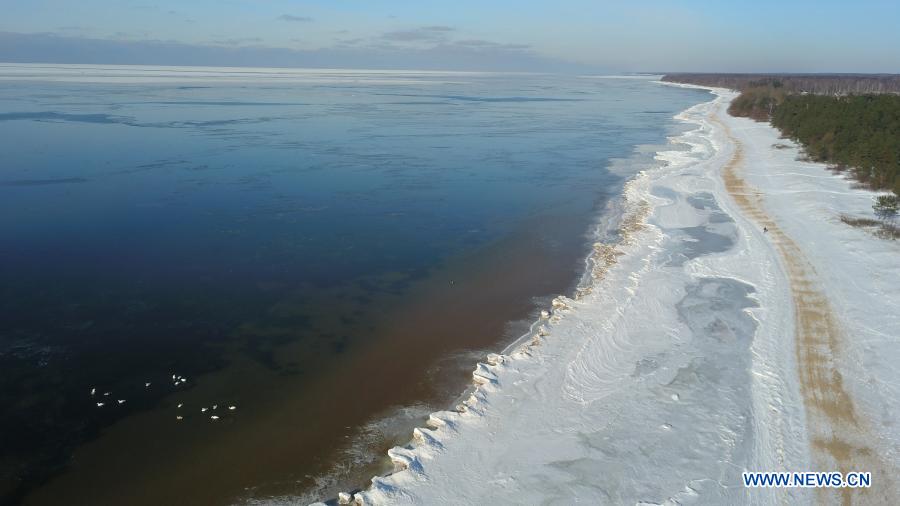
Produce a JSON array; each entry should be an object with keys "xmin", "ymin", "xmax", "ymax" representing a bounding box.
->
[
  {"xmin": 454, "ymin": 39, "xmax": 531, "ymax": 51},
  {"xmin": 278, "ymin": 14, "xmax": 314, "ymax": 23},
  {"xmin": 421, "ymin": 26, "xmax": 455, "ymax": 32},
  {"xmin": 211, "ymin": 37, "xmax": 264, "ymax": 46},
  {"xmin": 0, "ymin": 31, "xmax": 591, "ymax": 73},
  {"xmin": 335, "ymin": 38, "xmax": 365, "ymax": 47},
  {"xmin": 381, "ymin": 26, "xmax": 455, "ymax": 42}
]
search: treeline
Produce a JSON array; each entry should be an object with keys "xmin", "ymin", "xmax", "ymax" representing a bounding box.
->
[
  {"xmin": 662, "ymin": 73, "xmax": 900, "ymax": 194},
  {"xmin": 662, "ymin": 73, "xmax": 900, "ymax": 95},
  {"xmin": 727, "ymin": 86, "xmax": 787, "ymax": 121},
  {"xmin": 773, "ymin": 94, "xmax": 900, "ymax": 193}
]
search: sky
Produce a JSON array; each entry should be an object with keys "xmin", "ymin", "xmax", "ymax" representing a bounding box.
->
[{"xmin": 1, "ymin": 0, "xmax": 899, "ymax": 72}]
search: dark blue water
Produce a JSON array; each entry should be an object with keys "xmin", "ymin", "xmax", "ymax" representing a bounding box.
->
[{"xmin": 0, "ymin": 65, "xmax": 709, "ymax": 504}]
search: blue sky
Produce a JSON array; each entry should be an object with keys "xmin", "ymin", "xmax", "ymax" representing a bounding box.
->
[{"xmin": 2, "ymin": 0, "xmax": 899, "ymax": 71}]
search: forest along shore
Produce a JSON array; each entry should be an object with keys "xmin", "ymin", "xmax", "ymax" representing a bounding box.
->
[
  {"xmin": 662, "ymin": 73, "xmax": 900, "ymax": 195},
  {"xmin": 344, "ymin": 88, "xmax": 900, "ymax": 505},
  {"xmin": 716, "ymin": 93, "xmax": 900, "ymax": 504}
]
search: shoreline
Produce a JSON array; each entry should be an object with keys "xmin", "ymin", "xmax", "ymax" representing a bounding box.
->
[
  {"xmin": 318, "ymin": 123, "xmax": 687, "ymax": 504},
  {"xmin": 346, "ymin": 88, "xmax": 801, "ymax": 504},
  {"xmin": 296, "ymin": 89, "xmax": 715, "ymax": 506},
  {"xmin": 344, "ymin": 85, "xmax": 900, "ymax": 505},
  {"xmin": 294, "ymin": 85, "xmax": 706, "ymax": 506},
  {"xmin": 10, "ymin": 72, "xmax": 706, "ymax": 506}
]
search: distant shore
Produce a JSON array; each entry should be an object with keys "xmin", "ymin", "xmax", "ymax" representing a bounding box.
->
[{"xmin": 662, "ymin": 73, "xmax": 900, "ymax": 196}]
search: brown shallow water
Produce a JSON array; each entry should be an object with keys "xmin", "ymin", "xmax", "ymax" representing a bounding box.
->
[{"xmin": 24, "ymin": 203, "xmax": 597, "ymax": 505}]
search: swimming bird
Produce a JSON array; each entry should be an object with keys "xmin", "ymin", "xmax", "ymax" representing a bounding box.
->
[
  {"xmin": 177, "ymin": 403, "xmax": 183, "ymax": 409},
  {"xmin": 228, "ymin": 406, "xmax": 236, "ymax": 411},
  {"xmin": 201, "ymin": 407, "xmax": 208, "ymax": 412},
  {"xmin": 117, "ymin": 399, "xmax": 126, "ymax": 404},
  {"xmin": 212, "ymin": 405, "xmax": 217, "ymax": 410},
  {"xmin": 103, "ymin": 392, "xmax": 110, "ymax": 396},
  {"xmin": 210, "ymin": 415, "xmax": 220, "ymax": 421},
  {"xmin": 176, "ymin": 415, "xmax": 183, "ymax": 421},
  {"xmin": 96, "ymin": 402, "xmax": 104, "ymax": 407},
  {"xmin": 145, "ymin": 382, "xmax": 151, "ymax": 388}
]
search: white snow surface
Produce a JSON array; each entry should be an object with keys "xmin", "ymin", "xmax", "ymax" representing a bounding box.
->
[
  {"xmin": 345, "ymin": 88, "xmax": 899, "ymax": 505},
  {"xmin": 723, "ymin": 96, "xmax": 900, "ymax": 468}
]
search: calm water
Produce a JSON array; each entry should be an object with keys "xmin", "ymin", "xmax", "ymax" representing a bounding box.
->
[{"xmin": 0, "ymin": 65, "xmax": 709, "ymax": 505}]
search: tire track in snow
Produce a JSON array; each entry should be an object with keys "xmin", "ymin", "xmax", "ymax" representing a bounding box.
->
[{"xmin": 715, "ymin": 115, "xmax": 898, "ymax": 505}]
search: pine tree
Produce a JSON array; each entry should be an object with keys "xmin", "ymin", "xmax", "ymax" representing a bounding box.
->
[{"xmin": 873, "ymin": 195, "xmax": 899, "ymax": 225}]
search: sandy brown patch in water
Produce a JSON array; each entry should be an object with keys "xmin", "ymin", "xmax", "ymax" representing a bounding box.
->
[{"xmin": 716, "ymin": 117, "xmax": 898, "ymax": 505}]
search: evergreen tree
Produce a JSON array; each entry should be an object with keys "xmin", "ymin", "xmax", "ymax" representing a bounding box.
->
[{"xmin": 874, "ymin": 195, "xmax": 899, "ymax": 224}]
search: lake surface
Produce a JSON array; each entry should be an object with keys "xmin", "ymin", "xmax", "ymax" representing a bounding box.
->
[{"xmin": 0, "ymin": 65, "xmax": 709, "ymax": 505}]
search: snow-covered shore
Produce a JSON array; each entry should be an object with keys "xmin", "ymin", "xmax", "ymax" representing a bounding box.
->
[
  {"xmin": 721, "ymin": 94, "xmax": 900, "ymax": 503},
  {"xmin": 343, "ymin": 88, "xmax": 899, "ymax": 505}
]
